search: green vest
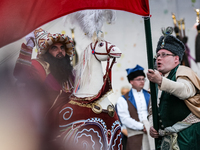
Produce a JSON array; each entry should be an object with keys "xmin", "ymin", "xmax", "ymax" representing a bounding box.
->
[{"xmin": 158, "ymin": 65, "xmax": 191, "ymax": 128}]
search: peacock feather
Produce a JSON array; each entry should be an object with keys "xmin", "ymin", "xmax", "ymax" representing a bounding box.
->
[{"xmin": 161, "ymin": 26, "xmax": 173, "ymax": 48}]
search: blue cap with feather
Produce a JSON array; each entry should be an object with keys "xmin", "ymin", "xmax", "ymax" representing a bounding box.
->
[{"xmin": 126, "ymin": 65, "xmax": 145, "ymax": 82}]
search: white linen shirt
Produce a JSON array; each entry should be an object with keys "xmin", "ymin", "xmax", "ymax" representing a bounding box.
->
[{"xmin": 117, "ymin": 88, "xmax": 149, "ymax": 130}]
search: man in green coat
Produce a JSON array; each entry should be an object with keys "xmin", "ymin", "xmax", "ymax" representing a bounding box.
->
[{"xmin": 147, "ymin": 27, "xmax": 200, "ymax": 150}]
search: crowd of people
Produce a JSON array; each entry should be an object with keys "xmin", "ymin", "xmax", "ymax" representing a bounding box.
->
[
  {"xmin": 13, "ymin": 27, "xmax": 200, "ymax": 150},
  {"xmin": 116, "ymin": 27, "xmax": 200, "ymax": 150}
]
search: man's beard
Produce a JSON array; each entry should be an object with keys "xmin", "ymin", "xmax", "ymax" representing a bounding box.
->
[{"xmin": 43, "ymin": 52, "xmax": 73, "ymax": 84}]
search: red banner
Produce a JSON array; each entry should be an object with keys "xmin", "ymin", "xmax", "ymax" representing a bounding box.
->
[{"xmin": 0, "ymin": 0, "xmax": 150, "ymax": 48}]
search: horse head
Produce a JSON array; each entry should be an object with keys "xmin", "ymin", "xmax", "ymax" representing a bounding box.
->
[
  {"xmin": 90, "ymin": 31, "xmax": 121, "ymax": 61},
  {"xmin": 74, "ymin": 31, "xmax": 121, "ymax": 96}
]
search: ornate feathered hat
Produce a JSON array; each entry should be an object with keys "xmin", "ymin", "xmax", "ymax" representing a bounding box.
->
[
  {"xmin": 156, "ymin": 27, "xmax": 185, "ymax": 61},
  {"xmin": 34, "ymin": 28, "xmax": 74, "ymax": 56}
]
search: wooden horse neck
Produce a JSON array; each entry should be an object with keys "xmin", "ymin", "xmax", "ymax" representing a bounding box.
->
[
  {"xmin": 74, "ymin": 41, "xmax": 117, "ymax": 108},
  {"xmin": 75, "ymin": 56, "xmax": 104, "ymax": 96},
  {"xmin": 74, "ymin": 54, "xmax": 112, "ymax": 109}
]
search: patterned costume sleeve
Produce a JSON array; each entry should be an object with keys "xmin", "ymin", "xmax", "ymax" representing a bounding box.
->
[
  {"xmin": 13, "ymin": 43, "xmax": 44, "ymax": 83},
  {"xmin": 160, "ymin": 76, "xmax": 196, "ymax": 100},
  {"xmin": 13, "ymin": 43, "xmax": 32, "ymax": 81}
]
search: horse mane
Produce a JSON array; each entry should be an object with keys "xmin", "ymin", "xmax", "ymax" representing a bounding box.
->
[
  {"xmin": 73, "ymin": 37, "xmax": 104, "ymax": 93},
  {"xmin": 73, "ymin": 45, "xmax": 92, "ymax": 93}
]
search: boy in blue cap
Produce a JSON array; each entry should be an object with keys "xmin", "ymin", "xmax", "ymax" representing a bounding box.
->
[{"xmin": 117, "ymin": 64, "xmax": 154, "ymax": 150}]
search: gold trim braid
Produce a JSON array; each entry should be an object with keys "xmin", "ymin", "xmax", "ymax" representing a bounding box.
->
[{"xmin": 34, "ymin": 59, "xmax": 50, "ymax": 76}]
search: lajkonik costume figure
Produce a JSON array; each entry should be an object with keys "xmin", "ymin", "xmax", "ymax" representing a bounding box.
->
[
  {"xmin": 14, "ymin": 28, "xmax": 75, "ymax": 104},
  {"xmin": 13, "ymin": 28, "xmax": 75, "ymax": 150},
  {"xmin": 54, "ymin": 32, "xmax": 122, "ymax": 150}
]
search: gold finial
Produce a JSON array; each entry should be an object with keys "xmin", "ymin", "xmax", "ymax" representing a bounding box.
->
[
  {"xmin": 181, "ymin": 18, "xmax": 186, "ymax": 37},
  {"xmin": 195, "ymin": 9, "xmax": 200, "ymax": 23},
  {"xmin": 70, "ymin": 28, "xmax": 75, "ymax": 40},
  {"xmin": 181, "ymin": 18, "xmax": 185, "ymax": 30},
  {"xmin": 172, "ymin": 13, "xmax": 177, "ymax": 26},
  {"xmin": 177, "ymin": 19, "xmax": 182, "ymax": 30},
  {"xmin": 177, "ymin": 19, "xmax": 183, "ymax": 38}
]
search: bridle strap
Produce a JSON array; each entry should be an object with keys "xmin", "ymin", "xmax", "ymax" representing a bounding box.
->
[
  {"xmin": 90, "ymin": 40, "xmax": 116, "ymax": 74},
  {"xmin": 109, "ymin": 57, "xmax": 116, "ymax": 70},
  {"xmin": 105, "ymin": 57, "xmax": 116, "ymax": 75},
  {"xmin": 90, "ymin": 41, "xmax": 100, "ymax": 61},
  {"xmin": 90, "ymin": 41, "xmax": 115, "ymax": 59}
]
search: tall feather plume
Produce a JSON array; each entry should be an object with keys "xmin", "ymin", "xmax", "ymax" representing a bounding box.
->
[
  {"xmin": 161, "ymin": 26, "xmax": 173, "ymax": 48},
  {"xmin": 64, "ymin": 10, "xmax": 116, "ymax": 39}
]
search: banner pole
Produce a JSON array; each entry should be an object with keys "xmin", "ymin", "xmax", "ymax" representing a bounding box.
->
[{"xmin": 143, "ymin": 16, "xmax": 159, "ymax": 149}]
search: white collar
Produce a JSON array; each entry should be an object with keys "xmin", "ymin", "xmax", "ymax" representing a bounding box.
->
[
  {"xmin": 132, "ymin": 88, "xmax": 143, "ymax": 93},
  {"xmin": 163, "ymin": 72, "xmax": 170, "ymax": 77}
]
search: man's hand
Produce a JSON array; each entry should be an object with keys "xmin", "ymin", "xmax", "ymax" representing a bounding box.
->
[
  {"xmin": 147, "ymin": 69, "xmax": 162, "ymax": 86},
  {"xmin": 143, "ymin": 125, "xmax": 147, "ymax": 134},
  {"xmin": 25, "ymin": 31, "xmax": 35, "ymax": 48},
  {"xmin": 149, "ymin": 126, "xmax": 159, "ymax": 138},
  {"xmin": 121, "ymin": 128, "xmax": 128, "ymax": 137}
]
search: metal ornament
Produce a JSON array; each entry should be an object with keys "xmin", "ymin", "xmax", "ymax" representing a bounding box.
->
[
  {"xmin": 107, "ymin": 105, "xmax": 115, "ymax": 117},
  {"xmin": 92, "ymin": 103, "xmax": 102, "ymax": 114},
  {"xmin": 161, "ymin": 27, "xmax": 173, "ymax": 48},
  {"xmin": 195, "ymin": 9, "xmax": 200, "ymax": 24},
  {"xmin": 92, "ymin": 49, "xmax": 95, "ymax": 54}
]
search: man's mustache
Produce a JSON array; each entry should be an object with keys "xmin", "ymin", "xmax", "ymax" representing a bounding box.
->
[{"xmin": 56, "ymin": 52, "xmax": 64, "ymax": 58}]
